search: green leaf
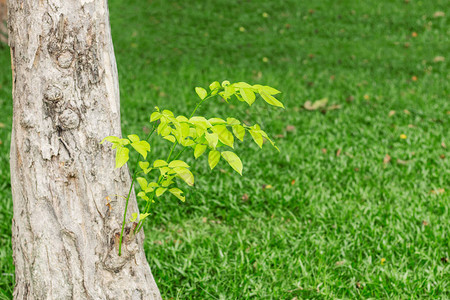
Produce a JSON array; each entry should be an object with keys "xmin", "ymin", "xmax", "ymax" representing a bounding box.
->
[
  {"xmin": 136, "ymin": 177, "xmax": 148, "ymax": 190},
  {"xmin": 223, "ymin": 85, "xmax": 235, "ymax": 99},
  {"xmin": 127, "ymin": 134, "xmax": 140, "ymax": 143},
  {"xmin": 195, "ymin": 87, "xmax": 208, "ymax": 100},
  {"xmin": 130, "ymin": 213, "xmax": 138, "ymax": 222},
  {"xmin": 260, "ymin": 85, "xmax": 281, "ymax": 95},
  {"xmin": 131, "ymin": 140, "xmax": 151, "ymax": 159},
  {"xmin": 173, "ymin": 167, "xmax": 195, "ymax": 186},
  {"xmin": 140, "ymin": 213, "xmax": 151, "ymax": 221},
  {"xmin": 150, "ymin": 111, "xmax": 162, "ymax": 122},
  {"xmin": 115, "ymin": 146, "xmax": 129, "ymax": 168},
  {"xmin": 232, "ymin": 124, "xmax": 245, "ymax": 141},
  {"xmin": 208, "ymin": 150, "xmax": 220, "ymax": 170},
  {"xmin": 249, "ymin": 130, "xmax": 263, "ymax": 148},
  {"xmin": 156, "ymin": 187, "xmax": 168, "ymax": 197},
  {"xmin": 169, "ymin": 188, "xmax": 185, "ymax": 202},
  {"xmin": 260, "ymin": 90, "xmax": 284, "ymax": 108},
  {"xmin": 212, "ymin": 125, "xmax": 234, "ymax": 148},
  {"xmin": 233, "ymin": 82, "xmax": 252, "ymax": 88},
  {"xmin": 221, "ymin": 151, "xmax": 243, "ymax": 175},
  {"xmin": 194, "ymin": 144, "xmax": 207, "ymax": 159},
  {"xmin": 163, "ymin": 135, "xmax": 176, "ymax": 143},
  {"xmin": 209, "ymin": 81, "xmax": 221, "ymax": 94},
  {"xmin": 240, "ymin": 88, "xmax": 256, "ymax": 106},
  {"xmin": 205, "ymin": 132, "xmax": 219, "ymax": 148},
  {"xmin": 153, "ymin": 160, "xmax": 168, "ymax": 168},
  {"xmin": 138, "ymin": 162, "xmax": 151, "ymax": 174},
  {"xmin": 101, "ymin": 136, "xmax": 120, "ymax": 144},
  {"xmin": 208, "ymin": 118, "xmax": 227, "ymax": 125},
  {"xmin": 168, "ymin": 160, "xmax": 190, "ymax": 168},
  {"xmin": 226, "ymin": 117, "xmax": 240, "ymax": 126},
  {"xmin": 137, "ymin": 191, "xmax": 150, "ymax": 201},
  {"xmin": 221, "ymin": 80, "xmax": 230, "ymax": 87}
]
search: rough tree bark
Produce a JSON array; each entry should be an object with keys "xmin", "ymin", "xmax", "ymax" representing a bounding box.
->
[{"xmin": 8, "ymin": 0, "xmax": 161, "ymax": 299}]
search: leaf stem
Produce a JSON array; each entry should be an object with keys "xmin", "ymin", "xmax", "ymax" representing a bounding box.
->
[{"xmin": 118, "ymin": 126, "xmax": 156, "ymax": 256}]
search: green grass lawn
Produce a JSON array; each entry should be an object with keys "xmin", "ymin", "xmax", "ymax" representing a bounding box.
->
[{"xmin": 1, "ymin": 0, "xmax": 449, "ymax": 298}]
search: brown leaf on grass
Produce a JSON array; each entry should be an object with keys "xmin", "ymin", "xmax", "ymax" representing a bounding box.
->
[
  {"xmin": 396, "ymin": 159, "xmax": 409, "ymax": 165},
  {"xmin": 422, "ymin": 220, "xmax": 429, "ymax": 226},
  {"xmin": 202, "ymin": 217, "xmax": 207, "ymax": 223},
  {"xmin": 408, "ymin": 124, "xmax": 415, "ymax": 128},
  {"xmin": 321, "ymin": 148, "xmax": 327, "ymax": 154},
  {"xmin": 388, "ymin": 110, "xmax": 396, "ymax": 117},
  {"xmin": 336, "ymin": 148, "xmax": 342, "ymax": 157},
  {"xmin": 291, "ymin": 179, "xmax": 296, "ymax": 185},
  {"xmin": 433, "ymin": 56, "xmax": 445, "ymax": 63},
  {"xmin": 441, "ymin": 257, "xmax": 449, "ymax": 263},
  {"xmin": 346, "ymin": 95, "xmax": 354, "ymax": 102},
  {"xmin": 404, "ymin": 109, "xmax": 411, "ymax": 115},
  {"xmin": 335, "ymin": 260, "xmax": 345, "ymax": 266},
  {"xmin": 431, "ymin": 188, "xmax": 445, "ymax": 194},
  {"xmin": 286, "ymin": 125, "xmax": 296, "ymax": 132},
  {"xmin": 304, "ymin": 98, "xmax": 328, "ymax": 110},
  {"xmin": 440, "ymin": 154, "xmax": 445, "ymax": 159},
  {"xmin": 411, "ymin": 32, "xmax": 418, "ymax": 38},
  {"xmin": 383, "ymin": 154, "xmax": 391, "ymax": 164},
  {"xmin": 355, "ymin": 282, "xmax": 363, "ymax": 289},
  {"xmin": 404, "ymin": 42, "xmax": 410, "ymax": 48},
  {"xmin": 241, "ymin": 193, "xmax": 249, "ymax": 201},
  {"xmin": 441, "ymin": 142, "xmax": 447, "ymax": 149},
  {"xmin": 327, "ymin": 104, "xmax": 341, "ymax": 111},
  {"xmin": 433, "ymin": 11, "xmax": 445, "ymax": 18}
]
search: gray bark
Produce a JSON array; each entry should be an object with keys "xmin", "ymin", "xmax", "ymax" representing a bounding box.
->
[{"xmin": 8, "ymin": 0, "xmax": 161, "ymax": 299}]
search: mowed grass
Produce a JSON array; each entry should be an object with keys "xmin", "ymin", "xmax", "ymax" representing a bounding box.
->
[{"xmin": 0, "ymin": 0, "xmax": 449, "ymax": 298}]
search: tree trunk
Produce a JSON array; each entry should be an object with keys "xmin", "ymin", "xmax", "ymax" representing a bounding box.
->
[{"xmin": 8, "ymin": 0, "xmax": 161, "ymax": 299}]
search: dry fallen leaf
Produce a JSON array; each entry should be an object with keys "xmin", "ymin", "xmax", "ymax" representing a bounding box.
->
[
  {"xmin": 327, "ymin": 104, "xmax": 341, "ymax": 111},
  {"xmin": 336, "ymin": 148, "xmax": 342, "ymax": 157},
  {"xmin": 422, "ymin": 220, "xmax": 429, "ymax": 226},
  {"xmin": 441, "ymin": 142, "xmax": 447, "ymax": 149},
  {"xmin": 408, "ymin": 124, "xmax": 415, "ymax": 128},
  {"xmin": 346, "ymin": 95, "xmax": 354, "ymax": 102},
  {"xmin": 431, "ymin": 188, "xmax": 445, "ymax": 194},
  {"xmin": 441, "ymin": 257, "xmax": 449, "ymax": 263},
  {"xmin": 241, "ymin": 194, "xmax": 249, "ymax": 201},
  {"xmin": 383, "ymin": 154, "xmax": 391, "ymax": 164},
  {"xmin": 412, "ymin": 76, "xmax": 418, "ymax": 81},
  {"xmin": 304, "ymin": 98, "xmax": 328, "ymax": 110},
  {"xmin": 388, "ymin": 110, "xmax": 396, "ymax": 117},
  {"xmin": 433, "ymin": 56, "xmax": 445, "ymax": 63},
  {"xmin": 396, "ymin": 159, "xmax": 409, "ymax": 165},
  {"xmin": 321, "ymin": 148, "xmax": 327, "ymax": 154},
  {"xmin": 291, "ymin": 179, "xmax": 296, "ymax": 185},
  {"xmin": 404, "ymin": 109, "xmax": 411, "ymax": 115},
  {"xmin": 202, "ymin": 217, "xmax": 207, "ymax": 223},
  {"xmin": 412, "ymin": 32, "xmax": 418, "ymax": 37},
  {"xmin": 335, "ymin": 260, "xmax": 345, "ymax": 266},
  {"xmin": 433, "ymin": 11, "xmax": 445, "ymax": 18},
  {"xmin": 356, "ymin": 282, "xmax": 363, "ymax": 289},
  {"xmin": 440, "ymin": 154, "xmax": 445, "ymax": 159},
  {"xmin": 286, "ymin": 125, "xmax": 296, "ymax": 132}
]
